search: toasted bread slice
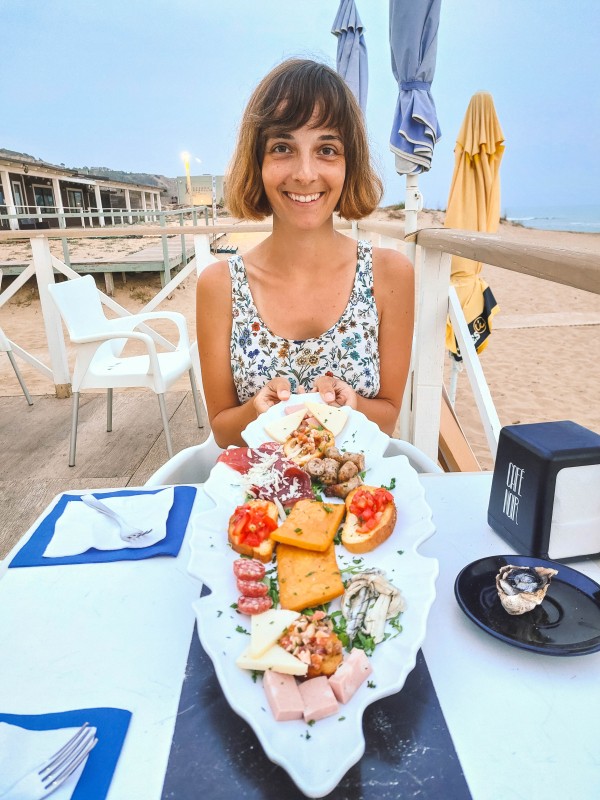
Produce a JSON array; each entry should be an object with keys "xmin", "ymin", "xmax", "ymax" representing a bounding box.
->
[
  {"xmin": 283, "ymin": 426, "xmax": 336, "ymax": 466},
  {"xmin": 341, "ymin": 486, "xmax": 397, "ymax": 554},
  {"xmin": 228, "ymin": 499, "xmax": 278, "ymax": 563}
]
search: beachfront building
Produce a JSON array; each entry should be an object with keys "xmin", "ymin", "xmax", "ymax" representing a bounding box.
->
[
  {"xmin": 175, "ymin": 174, "xmax": 225, "ymax": 208},
  {"xmin": 0, "ymin": 150, "xmax": 164, "ymax": 231}
]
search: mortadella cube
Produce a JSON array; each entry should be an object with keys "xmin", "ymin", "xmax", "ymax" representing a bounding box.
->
[
  {"xmin": 298, "ymin": 676, "xmax": 339, "ymax": 722},
  {"xmin": 263, "ymin": 669, "xmax": 304, "ymax": 721},
  {"xmin": 328, "ymin": 648, "xmax": 372, "ymax": 704}
]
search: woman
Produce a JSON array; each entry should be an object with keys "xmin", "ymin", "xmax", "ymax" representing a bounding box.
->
[{"xmin": 197, "ymin": 59, "xmax": 414, "ymax": 447}]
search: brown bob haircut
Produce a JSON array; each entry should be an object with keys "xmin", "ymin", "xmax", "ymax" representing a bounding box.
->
[{"xmin": 226, "ymin": 58, "xmax": 383, "ymax": 220}]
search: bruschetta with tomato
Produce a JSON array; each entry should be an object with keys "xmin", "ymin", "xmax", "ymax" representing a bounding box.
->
[
  {"xmin": 228, "ymin": 499, "xmax": 278, "ymax": 562},
  {"xmin": 341, "ymin": 485, "xmax": 397, "ymax": 553}
]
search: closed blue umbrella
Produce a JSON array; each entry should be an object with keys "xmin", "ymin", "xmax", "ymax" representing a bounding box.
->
[
  {"xmin": 389, "ymin": 0, "xmax": 442, "ymax": 175},
  {"xmin": 331, "ymin": 0, "xmax": 368, "ymax": 114}
]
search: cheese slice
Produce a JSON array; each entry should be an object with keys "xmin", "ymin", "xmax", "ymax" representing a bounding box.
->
[
  {"xmin": 305, "ymin": 401, "xmax": 348, "ymax": 437},
  {"xmin": 236, "ymin": 643, "xmax": 308, "ymax": 676},
  {"xmin": 263, "ymin": 408, "xmax": 307, "ymax": 443},
  {"xmin": 250, "ymin": 609, "xmax": 301, "ymax": 657}
]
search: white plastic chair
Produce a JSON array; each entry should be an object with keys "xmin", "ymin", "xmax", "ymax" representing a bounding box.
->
[
  {"xmin": 0, "ymin": 270, "xmax": 33, "ymax": 406},
  {"xmin": 145, "ymin": 340, "xmax": 223, "ymax": 485},
  {"xmin": 48, "ymin": 275, "xmax": 203, "ymax": 466}
]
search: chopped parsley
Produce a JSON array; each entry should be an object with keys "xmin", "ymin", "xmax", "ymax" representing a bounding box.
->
[{"xmin": 382, "ymin": 477, "xmax": 396, "ymax": 491}]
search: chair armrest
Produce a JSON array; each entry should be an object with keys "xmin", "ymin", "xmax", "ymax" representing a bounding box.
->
[
  {"xmin": 108, "ymin": 312, "xmax": 190, "ymax": 350},
  {"xmin": 71, "ymin": 330, "xmax": 162, "ymax": 374}
]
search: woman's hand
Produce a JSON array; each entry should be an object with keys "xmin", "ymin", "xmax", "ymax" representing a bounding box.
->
[
  {"xmin": 312, "ymin": 376, "xmax": 358, "ymax": 409},
  {"xmin": 253, "ymin": 378, "xmax": 295, "ymax": 414}
]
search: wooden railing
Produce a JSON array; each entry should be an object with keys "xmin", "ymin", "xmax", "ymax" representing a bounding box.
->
[{"xmin": 1, "ymin": 221, "xmax": 597, "ymax": 463}]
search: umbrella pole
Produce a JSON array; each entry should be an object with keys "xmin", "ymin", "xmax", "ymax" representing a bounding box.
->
[
  {"xmin": 403, "ymin": 174, "xmax": 422, "ymax": 267},
  {"xmin": 398, "ymin": 174, "xmax": 423, "ymax": 442}
]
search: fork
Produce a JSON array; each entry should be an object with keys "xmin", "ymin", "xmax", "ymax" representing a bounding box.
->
[
  {"xmin": 0, "ymin": 723, "xmax": 97, "ymax": 800},
  {"xmin": 80, "ymin": 494, "xmax": 152, "ymax": 541}
]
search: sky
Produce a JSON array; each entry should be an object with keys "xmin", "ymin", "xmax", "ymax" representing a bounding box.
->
[{"xmin": 1, "ymin": 0, "xmax": 598, "ymax": 215}]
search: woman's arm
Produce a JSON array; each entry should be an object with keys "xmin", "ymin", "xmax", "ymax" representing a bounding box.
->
[
  {"xmin": 196, "ymin": 261, "xmax": 256, "ymax": 447},
  {"xmin": 196, "ymin": 262, "xmax": 296, "ymax": 446},
  {"xmin": 313, "ymin": 247, "xmax": 414, "ymax": 435}
]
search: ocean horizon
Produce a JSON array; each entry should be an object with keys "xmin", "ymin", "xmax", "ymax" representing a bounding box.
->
[{"xmin": 504, "ymin": 203, "xmax": 600, "ymax": 234}]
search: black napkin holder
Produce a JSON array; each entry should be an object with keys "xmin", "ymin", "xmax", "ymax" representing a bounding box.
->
[{"xmin": 488, "ymin": 421, "xmax": 600, "ymax": 559}]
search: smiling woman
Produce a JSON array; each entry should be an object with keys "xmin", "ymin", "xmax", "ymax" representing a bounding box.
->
[{"xmin": 196, "ymin": 59, "xmax": 415, "ymax": 447}]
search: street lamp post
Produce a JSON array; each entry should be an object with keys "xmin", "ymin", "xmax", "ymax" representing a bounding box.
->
[{"xmin": 180, "ymin": 151, "xmax": 192, "ymax": 205}]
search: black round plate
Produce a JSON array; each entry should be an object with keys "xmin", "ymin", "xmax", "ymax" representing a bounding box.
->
[{"xmin": 454, "ymin": 555, "xmax": 600, "ymax": 656}]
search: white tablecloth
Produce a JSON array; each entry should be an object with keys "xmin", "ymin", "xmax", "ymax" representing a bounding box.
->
[{"xmin": 0, "ymin": 475, "xmax": 599, "ymax": 799}]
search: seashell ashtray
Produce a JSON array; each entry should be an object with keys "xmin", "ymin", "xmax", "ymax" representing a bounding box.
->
[{"xmin": 495, "ymin": 565, "xmax": 558, "ymax": 615}]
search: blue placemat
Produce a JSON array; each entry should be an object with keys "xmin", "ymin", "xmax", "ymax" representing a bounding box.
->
[
  {"xmin": 9, "ymin": 486, "xmax": 196, "ymax": 568},
  {"xmin": 0, "ymin": 707, "xmax": 131, "ymax": 800}
]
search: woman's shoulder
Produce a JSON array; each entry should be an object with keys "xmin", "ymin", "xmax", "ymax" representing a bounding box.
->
[
  {"xmin": 370, "ymin": 244, "xmax": 414, "ymax": 281},
  {"xmin": 196, "ymin": 258, "xmax": 233, "ymax": 298}
]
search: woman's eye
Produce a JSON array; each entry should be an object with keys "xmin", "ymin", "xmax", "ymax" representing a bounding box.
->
[
  {"xmin": 320, "ymin": 146, "xmax": 339, "ymax": 156},
  {"xmin": 271, "ymin": 143, "xmax": 290, "ymax": 154}
]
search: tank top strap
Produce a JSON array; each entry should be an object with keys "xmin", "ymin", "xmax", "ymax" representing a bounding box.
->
[
  {"xmin": 228, "ymin": 254, "xmax": 258, "ymax": 313},
  {"xmin": 356, "ymin": 239, "xmax": 374, "ymax": 290}
]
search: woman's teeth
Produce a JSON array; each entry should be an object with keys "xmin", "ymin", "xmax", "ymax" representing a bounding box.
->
[{"xmin": 287, "ymin": 192, "xmax": 322, "ymax": 203}]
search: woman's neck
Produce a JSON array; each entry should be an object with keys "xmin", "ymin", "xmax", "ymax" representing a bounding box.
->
[{"xmin": 255, "ymin": 217, "xmax": 349, "ymax": 276}]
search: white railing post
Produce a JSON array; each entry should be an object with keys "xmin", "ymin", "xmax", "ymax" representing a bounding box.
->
[
  {"xmin": 30, "ymin": 236, "xmax": 72, "ymax": 397},
  {"xmin": 193, "ymin": 234, "xmax": 215, "ymax": 276},
  {"xmin": 411, "ymin": 245, "xmax": 452, "ymax": 460},
  {"xmin": 448, "ymin": 286, "xmax": 501, "ymax": 457},
  {"xmin": 191, "ymin": 234, "xmax": 219, "ymax": 386}
]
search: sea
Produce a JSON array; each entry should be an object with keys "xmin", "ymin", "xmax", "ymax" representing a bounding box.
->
[{"xmin": 504, "ymin": 204, "xmax": 600, "ymax": 234}]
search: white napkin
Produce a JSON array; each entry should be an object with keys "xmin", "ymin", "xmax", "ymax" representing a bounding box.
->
[
  {"xmin": 0, "ymin": 722, "xmax": 94, "ymax": 799},
  {"xmin": 43, "ymin": 488, "xmax": 174, "ymax": 557}
]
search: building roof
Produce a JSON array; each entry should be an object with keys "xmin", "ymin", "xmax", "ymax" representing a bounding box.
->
[{"xmin": 0, "ymin": 149, "xmax": 164, "ymax": 192}]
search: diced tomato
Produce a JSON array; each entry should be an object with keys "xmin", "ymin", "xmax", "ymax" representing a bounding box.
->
[
  {"xmin": 349, "ymin": 488, "xmax": 394, "ymax": 533},
  {"xmin": 230, "ymin": 503, "xmax": 277, "ymax": 545}
]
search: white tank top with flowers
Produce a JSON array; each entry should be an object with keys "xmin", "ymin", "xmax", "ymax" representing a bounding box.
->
[{"xmin": 228, "ymin": 240, "xmax": 380, "ymax": 404}]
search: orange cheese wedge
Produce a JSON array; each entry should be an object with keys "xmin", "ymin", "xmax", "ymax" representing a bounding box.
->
[
  {"xmin": 277, "ymin": 542, "xmax": 345, "ymax": 611},
  {"xmin": 271, "ymin": 500, "xmax": 345, "ymax": 552}
]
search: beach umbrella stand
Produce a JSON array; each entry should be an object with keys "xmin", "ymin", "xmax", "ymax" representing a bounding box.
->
[
  {"xmin": 388, "ymin": 0, "xmax": 442, "ymax": 440},
  {"xmin": 444, "ymin": 92, "xmax": 505, "ymax": 404}
]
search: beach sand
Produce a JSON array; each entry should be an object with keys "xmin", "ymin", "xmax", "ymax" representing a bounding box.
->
[{"xmin": 1, "ymin": 210, "xmax": 598, "ymax": 470}]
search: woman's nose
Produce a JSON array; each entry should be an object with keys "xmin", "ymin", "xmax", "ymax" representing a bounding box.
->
[{"xmin": 292, "ymin": 153, "xmax": 318, "ymax": 183}]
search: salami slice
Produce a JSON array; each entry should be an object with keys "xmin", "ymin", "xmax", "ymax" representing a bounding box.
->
[
  {"xmin": 237, "ymin": 595, "xmax": 273, "ymax": 616},
  {"xmin": 236, "ymin": 578, "xmax": 269, "ymax": 597},
  {"xmin": 233, "ymin": 559, "xmax": 266, "ymax": 580}
]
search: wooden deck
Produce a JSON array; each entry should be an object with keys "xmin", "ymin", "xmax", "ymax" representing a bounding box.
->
[
  {"xmin": 0, "ymin": 235, "xmax": 197, "ymax": 292},
  {"xmin": 0, "ymin": 389, "xmax": 209, "ymax": 559}
]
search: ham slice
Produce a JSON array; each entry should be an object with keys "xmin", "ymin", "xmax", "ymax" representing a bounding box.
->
[
  {"xmin": 328, "ymin": 648, "xmax": 372, "ymax": 704},
  {"xmin": 263, "ymin": 670, "xmax": 304, "ymax": 721},
  {"xmin": 298, "ymin": 676, "xmax": 339, "ymax": 722}
]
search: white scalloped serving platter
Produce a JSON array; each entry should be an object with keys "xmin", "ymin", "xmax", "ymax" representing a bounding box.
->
[{"xmin": 188, "ymin": 442, "xmax": 438, "ymax": 797}]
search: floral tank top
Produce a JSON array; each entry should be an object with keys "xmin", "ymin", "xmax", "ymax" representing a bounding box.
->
[{"xmin": 229, "ymin": 240, "xmax": 380, "ymax": 403}]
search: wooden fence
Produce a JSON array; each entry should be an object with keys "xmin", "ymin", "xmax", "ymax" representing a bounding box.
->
[{"xmin": 0, "ymin": 221, "xmax": 598, "ymax": 463}]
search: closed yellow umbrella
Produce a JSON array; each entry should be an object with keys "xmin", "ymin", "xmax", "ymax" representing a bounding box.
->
[{"xmin": 445, "ymin": 91, "xmax": 505, "ymax": 357}]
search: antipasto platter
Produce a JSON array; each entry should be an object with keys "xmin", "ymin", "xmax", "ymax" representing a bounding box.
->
[{"xmin": 188, "ymin": 397, "xmax": 438, "ymax": 797}]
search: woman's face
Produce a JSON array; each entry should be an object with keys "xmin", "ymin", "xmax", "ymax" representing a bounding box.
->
[{"xmin": 261, "ymin": 115, "xmax": 346, "ymax": 230}]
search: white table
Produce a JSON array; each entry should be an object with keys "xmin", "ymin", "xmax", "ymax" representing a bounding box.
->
[
  {"xmin": 419, "ymin": 473, "xmax": 600, "ymax": 800},
  {"xmin": 0, "ymin": 489, "xmax": 204, "ymax": 799},
  {"xmin": 0, "ymin": 475, "xmax": 599, "ymax": 799}
]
